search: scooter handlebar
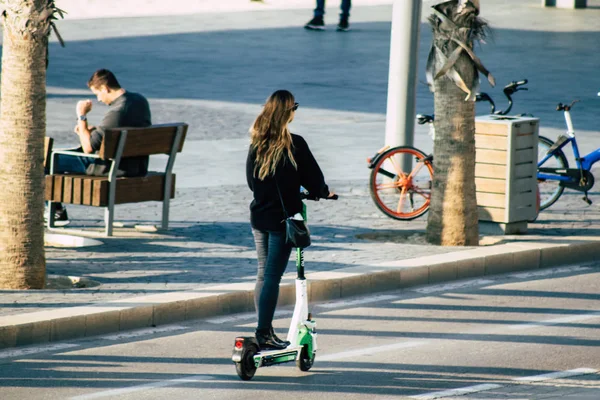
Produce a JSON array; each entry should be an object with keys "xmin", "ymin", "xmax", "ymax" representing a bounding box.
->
[{"xmin": 300, "ymin": 192, "xmax": 338, "ymax": 201}]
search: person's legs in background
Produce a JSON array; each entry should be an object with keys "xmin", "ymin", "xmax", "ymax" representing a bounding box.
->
[
  {"xmin": 305, "ymin": 0, "xmax": 326, "ymax": 30},
  {"xmin": 252, "ymin": 228, "xmax": 293, "ymax": 349},
  {"xmin": 337, "ymin": 0, "xmax": 351, "ymax": 31}
]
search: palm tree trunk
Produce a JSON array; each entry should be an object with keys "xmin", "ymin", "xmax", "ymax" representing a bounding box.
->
[
  {"xmin": 425, "ymin": 0, "xmax": 491, "ymax": 246},
  {"xmin": 427, "ymin": 64, "xmax": 479, "ymax": 245},
  {"xmin": 0, "ymin": 1, "xmax": 52, "ymax": 289}
]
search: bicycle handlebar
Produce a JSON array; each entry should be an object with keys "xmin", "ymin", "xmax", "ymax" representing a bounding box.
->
[
  {"xmin": 556, "ymin": 99, "xmax": 580, "ymax": 112},
  {"xmin": 495, "ymin": 78, "xmax": 528, "ymax": 115}
]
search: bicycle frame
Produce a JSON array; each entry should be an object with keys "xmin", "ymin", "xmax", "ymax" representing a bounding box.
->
[{"xmin": 537, "ymin": 109, "xmax": 600, "ymax": 181}]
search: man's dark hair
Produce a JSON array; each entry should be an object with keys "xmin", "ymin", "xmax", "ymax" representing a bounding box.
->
[{"xmin": 87, "ymin": 69, "xmax": 121, "ymax": 90}]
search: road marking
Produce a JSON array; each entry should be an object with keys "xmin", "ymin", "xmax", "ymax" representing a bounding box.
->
[
  {"xmin": 69, "ymin": 375, "xmax": 215, "ymax": 399},
  {"xmin": 98, "ymin": 325, "xmax": 187, "ymax": 340},
  {"xmin": 513, "ymin": 368, "xmax": 598, "ymax": 382},
  {"xmin": 508, "ymin": 312, "xmax": 600, "ymax": 331},
  {"xmin": 319, "ymin": 294, "xmax": 400, "ymax": 309},
  {"xmin": 0, "ymin": 343, "xmax": 79, "ymax": 359},
  {"xmin": 410, "ymin": 383, "xmax": 502, "ymax": 399},
  {"xmin": 319, "ymin": 341, "xmax": 427, "ymax": 361},
  {"xmin": 206, "ymin": 310, "xmax": 289, "ymax": 324},
  {"xmin": 409, "ymin": 368, "xmax": 598, "ymax": 399},
  {"xmin": 510, "ymin": 266, "xmax": 591, "ymax": 279},
  {"xmin": 414, "ymin": 279, "xmax": 494, "ymax": 294}
]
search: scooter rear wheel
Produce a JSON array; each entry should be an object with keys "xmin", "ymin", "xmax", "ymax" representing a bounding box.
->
[
  {"xmin": 296, "ymin": 344, "xmax": 314, "ymax": 371},
  {"xmin": 235, "ymin": 344, "xmax": 258, "ymax": 380}
]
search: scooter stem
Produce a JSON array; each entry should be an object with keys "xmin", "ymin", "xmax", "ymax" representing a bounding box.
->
[{"xmin": 287, "ymin": 275, "xmax": 309, "ymax": 346}]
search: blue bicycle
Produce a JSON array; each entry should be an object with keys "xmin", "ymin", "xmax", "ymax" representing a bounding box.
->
[{"xmin": 537, "ymin": 97, "xmax": 600, "ymax": 210}]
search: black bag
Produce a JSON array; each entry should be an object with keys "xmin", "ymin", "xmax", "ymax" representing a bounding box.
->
[
  {"xmin": 285, "ymin": 217, "xmax": 311, "ymax": 248},
  {"xmin": 276, "ymin": 180, "xmax": 311, "ymax": 248}
]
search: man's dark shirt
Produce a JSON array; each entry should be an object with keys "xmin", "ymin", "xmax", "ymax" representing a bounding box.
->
[{"xmin": 87, "ymin": 91, "xmax": 152, "ymax": 177}]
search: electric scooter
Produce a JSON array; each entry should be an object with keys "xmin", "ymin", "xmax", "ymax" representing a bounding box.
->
[{"xmin": 232, "ymin": 191, "xmax": 338, "ymax": 381}]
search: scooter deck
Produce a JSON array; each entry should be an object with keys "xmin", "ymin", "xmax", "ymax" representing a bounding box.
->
[{"xmin": 254, "ymin": 345, "xmax": 303, "ymax": 367}]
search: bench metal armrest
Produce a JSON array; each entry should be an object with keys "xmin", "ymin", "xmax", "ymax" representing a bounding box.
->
[
  {"xmin": 51, "ymin": 150, "xmax": 101, "ymax": 159},
  {"xmin": 49, "ymin": 150, "xmax": 102, "ymax": 175}
]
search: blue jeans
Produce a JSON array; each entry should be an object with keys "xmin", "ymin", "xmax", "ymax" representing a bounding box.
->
[
  {"xmin": 314, "ymin": 0, "xmax": 351, "ymax": 19},
  {"xmin": 50, "ymin": 151, "xmax": 95, "ymax": 174},
  {"xmin": 252, "ymin": 228, "xmax": 293, "ymax": 331}
]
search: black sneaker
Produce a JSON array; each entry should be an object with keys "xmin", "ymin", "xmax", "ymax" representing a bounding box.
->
[
  {"xmin": 45, "ymin": 206, "xmax": 70, "ymax": 227},
  {"xmin": 255, "ymin": 329, "xmax": 287, "ymax": 350},
  {"xmin": 270, "ymin": 327, "xmax": 290, "ymax": 347},
  {"xmin": 305, "ymin": 16, "xmax": 325, "ymax": 31},
  {"xmin": 337, "ymin": 18, "xmax": 350, "ymax": 32}
]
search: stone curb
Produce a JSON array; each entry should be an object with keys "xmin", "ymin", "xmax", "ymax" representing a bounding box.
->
[{"xmin": 1, "ymin": 239, "xmax": 599, "ymax": 350}]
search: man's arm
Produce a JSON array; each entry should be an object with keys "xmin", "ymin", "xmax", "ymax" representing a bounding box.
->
[{"xmin": 75, "ymin": 100, "xmax": 95, "ymax": 154}]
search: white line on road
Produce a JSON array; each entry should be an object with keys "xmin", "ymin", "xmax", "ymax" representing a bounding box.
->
[
  {"xmin": 510, "ymin": 266, "xmax": 591, "ymax": 280},
  {"xmin": 319, "ymin": 294, "xmax": 400, "ymax": 309},
  {"xmin": 409, "ymin": 368, "xmax": 598, "ymax": 399},
  {"xmin": 319, "ymin": 341, "xmax": 428, "ymax": 361},
  {"xmin": 0, "ymin": 343, "xmax": 79, "ymax": 359},
  {"xmin": 508, "ymin": 312, "xmax": 600, "ymax": 331},
  {"xmin": 410, "ymin": 383, "xmax": 503, "ymax": 399},
  {"xmin": 414, "ymin": 279, "xmax": 495, "ymax": 294},
  {"xmin": 98, "ymin": 325, "xmax": 187, "ymax": 340},
  {"xmin": 69, "ymin": 375, "xmax": 215, "ymax": 400},
  {"xmin": 513, "ymin": 368, "xmax": 598, "ymax": 382}
]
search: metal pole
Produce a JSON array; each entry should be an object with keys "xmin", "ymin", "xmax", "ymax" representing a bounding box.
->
[{"xmin": 384, "ymin": 0, "xmax": 422, "ymax": 172}]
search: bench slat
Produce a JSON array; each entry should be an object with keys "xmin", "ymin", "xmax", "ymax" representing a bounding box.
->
[
  {"xmin": 45, "ymin": 173, "xmax": 175, "ymax": 207},
  {"xmin": 73, "ymin": 177, "xmax": 83, "ymax": 205},
  {"xmin": 115, "ymin": 174, "xmax": 175, "ymax": 204},
  {"xmin": 100, "ymin": 123, "xmax": 188, "ymax": 159}
]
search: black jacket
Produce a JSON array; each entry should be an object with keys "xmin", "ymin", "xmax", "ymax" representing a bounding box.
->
[{"xmin": 247, "ymin": 134, "xmax": 329, "ymax": 232}]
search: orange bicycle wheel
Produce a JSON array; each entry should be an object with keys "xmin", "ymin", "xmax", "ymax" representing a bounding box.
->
[{"xmin": 369, "ymin": 146, "xmax": 433, "ymax": 220}]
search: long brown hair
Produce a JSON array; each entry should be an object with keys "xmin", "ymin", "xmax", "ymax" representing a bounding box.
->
[{"xmin": 250, "ymin": 90, "xmax": 297, "ymax": 180}]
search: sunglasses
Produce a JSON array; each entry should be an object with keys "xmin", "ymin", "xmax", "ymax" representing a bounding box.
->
[{"xmin": 290, "ymin": 103, "xmax": 299, "ymax": 111}]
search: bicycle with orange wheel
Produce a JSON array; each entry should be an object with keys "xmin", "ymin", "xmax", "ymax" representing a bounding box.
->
[{"xmin": 367, "ymin": 79, "xmax": 529, "ymax": 220}]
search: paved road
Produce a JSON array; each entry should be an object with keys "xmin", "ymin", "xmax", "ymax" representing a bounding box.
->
[{"xmin": 1, "ymin": 264, "xmax": 599, "ymax": 399}]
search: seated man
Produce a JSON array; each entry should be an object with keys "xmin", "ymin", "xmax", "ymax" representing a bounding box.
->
[{"xmin": 48, "ymin": 68, "xmax": 152, "ymax": 225}]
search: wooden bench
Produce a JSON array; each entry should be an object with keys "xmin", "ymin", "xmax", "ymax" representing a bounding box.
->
[{"xmin": 45, "ymin": 123, "xmax": 188, "ymax": 236}]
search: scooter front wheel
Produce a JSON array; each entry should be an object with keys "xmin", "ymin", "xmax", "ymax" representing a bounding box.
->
[
  {"xmin": 235, "ymin": 344, "xmax": 258, "ymax": 380},
  {"xmin": 297, "ymin": 344, "xmax": 314, "ymax": 371}
]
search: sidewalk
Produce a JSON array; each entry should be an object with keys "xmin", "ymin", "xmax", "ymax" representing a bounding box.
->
[{"xmin": 1, "ymin": 0, "xmax": 600, "ymax": 349}]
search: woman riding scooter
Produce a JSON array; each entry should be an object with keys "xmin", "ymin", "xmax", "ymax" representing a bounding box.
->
[{"xmin": 246, "ymin": 89, "xmax": 335, "ymax": 350}]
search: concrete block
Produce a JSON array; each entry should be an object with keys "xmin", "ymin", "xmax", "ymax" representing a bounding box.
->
[
  {"xmin": 0, "ymin": 326, "xmax": 17, "ymax": 349},
  {"xmin": 479, "ymin": 221, "xmax": 528, "ymax": 235},
  {"xmin": 15, "ymin": 321, "xmax": 51, "ymax": 347},
  {"xmin": 50, "ymin": 316, "xmax": 86, "ymax": 342},
  {"xmin": 185, "ymin": 295, "xmax": 221, "ymax": 320},
  {"xmin": 371, "ymin": 270, "xmax": 401, "ymax": 293},
  {"xmin": 309, "ymin": 279, "xmax": 341, "ymax": 303},
  {"xmin": 219, "ymin": 291, "xmax": 253, "ymax": 315},
  {"xmin": 456, "ymin": 257, "xmax": 485, "ymax": 279},
  {"xmin": 540, "ymin": 245, "xmax": 573, "ymax": 268},
  {"xmin": 399, "ymin": 267, "xmax": 428, "ymax": 288},
  {"xmin": 511, "ymin": 248, "xmax": 540, "ymax": 271},
  {"xmin": 340, "ymin": 274, "xmax": 371, "ymax": 298},
  {"xmin": 567, "ymin": 241, "xmax": 600, "ymax": 265},
  {"xmin": 85, "ymin": 310, "xmax": 121, "ymax": 337},
  {"xmin": 428, "ymin": 262, "xmax": 457, "ymax": 284},
  {"xmin": 154, "ymin": 301, "xmax": 186, "ymax": 326},
  {"xmin": 120, "ymin": 305, "xmax": 153, "ymax": 331},
  {"xmin": 484, "ymin": 252, "xmax": 515, "ymax": 275},
  {"xmin": 276, "ymin": 283, "xmax": 295, "ymax": 308}
]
